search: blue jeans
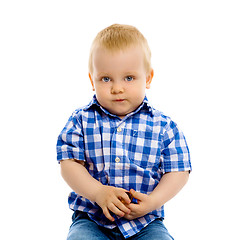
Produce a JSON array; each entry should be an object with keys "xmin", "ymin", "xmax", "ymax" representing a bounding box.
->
[{"xmin": 67, "ymin": 211, "xmax": 174, "ymax": 240}]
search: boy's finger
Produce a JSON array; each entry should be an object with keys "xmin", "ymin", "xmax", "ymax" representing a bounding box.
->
[
  {"xmin": 120, "ymin": 192, "xmax": 132, "ymax": 204},
  {"xmin": 102, "ymin": 207, "xmax": 115, "ymax": 222},
  {"xmin": 115, "ymin": 200, "xmax": 131, "ymax": 215},
  {"xmin": 129, "ymin": 189, "xmax": 145, "ymax": 201},
  {"xmin": 109, "ymin": 203, "xmax": 126, "ymax": 218}
]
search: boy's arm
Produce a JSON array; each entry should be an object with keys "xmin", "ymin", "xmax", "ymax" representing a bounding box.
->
[
  {"xmin": 124, "ymin": 171, "xmax": 189, "ymax": 220},
  {"xmin": 60, "ymin": 159, "xmax": 131, "ymax": 221},
  {"xmin": 149, "ymin": 171, "xmax": 189, "ymax": 209}
]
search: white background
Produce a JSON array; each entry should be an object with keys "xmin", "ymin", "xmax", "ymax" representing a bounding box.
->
[{"xmin": 0, "ymin": 0, "xmax": 239, "ymax": 239}]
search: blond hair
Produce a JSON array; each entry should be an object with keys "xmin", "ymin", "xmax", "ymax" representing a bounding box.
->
[{"xmin": 88, "ymin": 24, "xmax": 152, "ymax": 74}]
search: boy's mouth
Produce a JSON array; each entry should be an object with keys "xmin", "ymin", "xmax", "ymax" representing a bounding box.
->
[{"xmin": 114, "ymin": 99, "xmax": 125, "ymax": 102}]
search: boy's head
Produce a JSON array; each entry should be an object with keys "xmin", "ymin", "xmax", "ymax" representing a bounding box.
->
[
  {"xmin": 88, "ymin": 24, "xmax": 154, "ymax": 119},
  {"xmin": 88, "ymin": 24, "xmax": 152, "ymax": 74}
]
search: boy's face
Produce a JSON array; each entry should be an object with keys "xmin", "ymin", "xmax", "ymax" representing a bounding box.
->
[{"xmin": 89, "ymin": 45, "xmax": 153, "ymax": 119}]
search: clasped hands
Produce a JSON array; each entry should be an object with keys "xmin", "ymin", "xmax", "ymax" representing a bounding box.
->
[{"xmin": 94, "ymin": 185, "xmax": 154, "ymax": 222}]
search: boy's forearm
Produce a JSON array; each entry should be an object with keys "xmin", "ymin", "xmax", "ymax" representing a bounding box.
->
[
  {"xmin": 60, "ymin": 159, "xmax": 132, "ymax": 221},
  {"xmin": 149, "ymin": 171, "xmax": 189, "ymax": 210},
  {"xmin": 60, "ymin": 159, "xmax": 103, "ymax": 202}
]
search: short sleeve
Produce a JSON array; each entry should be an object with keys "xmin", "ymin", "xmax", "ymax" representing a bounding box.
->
[
  {"xmin": 56, "ymin": 112, "xmax": 85, "ymax": 163},
  {"xmin": 160, "ymin": 119, "xmax": 192, "ymax": 174}
]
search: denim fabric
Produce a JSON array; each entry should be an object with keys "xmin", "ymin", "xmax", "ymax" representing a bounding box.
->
[{"xmin": 67, "ymin": 211, "xmax": 174, "ymax": 240}]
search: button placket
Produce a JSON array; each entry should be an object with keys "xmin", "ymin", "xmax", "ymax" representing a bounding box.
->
[
  {"xmin": 115, "ymin": 122, "xmax": 124, "ymax": 160},
  {"xmin": 110, "ymin": 121, "xmax": 126, "ymax": 186}
]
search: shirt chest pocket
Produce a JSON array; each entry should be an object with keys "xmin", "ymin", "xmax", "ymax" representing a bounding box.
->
[{"xmin": 126, "ymin": 130, "xmax": 161, "ymax": 170}]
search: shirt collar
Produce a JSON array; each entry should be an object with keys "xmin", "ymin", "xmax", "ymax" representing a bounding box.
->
[
  {"xmin": 83, "ymin": 95, "xmax": 155, "ymax": 117},
  {"xmin": 83, "ymin": 95, "xmax": 99, "ymax": 110},
  {"xmin": 142, "ymin": 96, "xmax": 155, "ymax": 114}
]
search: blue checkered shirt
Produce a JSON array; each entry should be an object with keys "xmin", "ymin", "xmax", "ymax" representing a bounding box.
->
[{"xmin": 57, "ymin": 95, "xmax": 191, "ymax": 239}]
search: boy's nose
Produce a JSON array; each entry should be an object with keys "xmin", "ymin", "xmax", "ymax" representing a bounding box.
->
[{"xmin": 111, "ymin": 82, "xmax": 124, "ymax": 94}]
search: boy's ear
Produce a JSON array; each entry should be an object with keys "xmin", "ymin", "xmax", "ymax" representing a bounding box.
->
[
  {"xmin": 146, "ymin": 69, "xmax": 154, "ymax": 89},
  {"xmin": 88, "ymin": 73, "xmax": 95, "ymax": 91}
]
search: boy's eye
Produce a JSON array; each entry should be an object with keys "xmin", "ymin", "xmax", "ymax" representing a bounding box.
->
[
  {"xmin": 125, "ymin": 76, "xmax": 133, "ymax": 81},
  {"xmin": 102, "ymin": 77, "xmax": 111, "ymax": 82}
]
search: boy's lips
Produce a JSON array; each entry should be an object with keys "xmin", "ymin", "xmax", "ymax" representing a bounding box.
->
[{"xmin": 114, "ymin": 99, "xmax": 125, "ymax": 102}]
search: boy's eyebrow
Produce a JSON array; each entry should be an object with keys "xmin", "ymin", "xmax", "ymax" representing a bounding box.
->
[
  {"xmin": 97, "ymin": 71, "xmax": 138, "ymax": 77},
  {"xmin": 97, "ymin": 72, "xmax": 109, "ymax": 77},
  {"xmin": 125, "ymin": 71, "xmax": 138, "ymax": 76}
]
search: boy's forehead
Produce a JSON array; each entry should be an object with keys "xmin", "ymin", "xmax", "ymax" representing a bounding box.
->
[
  {"xmin": 93, "ymin": 44, "xmax": 143, "ymax": 56},
  {"xmin": 92, "ymin": 46, "xmax": 145, "ymax": 71}
]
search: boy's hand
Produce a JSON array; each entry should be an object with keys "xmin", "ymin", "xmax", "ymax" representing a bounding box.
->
[
  {"xmin": 123, "ymin": 189, "xmax": 154, "ymax": 220},
  {"xmin": 124, "ymin": 172, "xmax": 190, "ymax": 220},
  {"xmin": 94, "ymin": 185, "xmax": 131, "ymax": 222}
]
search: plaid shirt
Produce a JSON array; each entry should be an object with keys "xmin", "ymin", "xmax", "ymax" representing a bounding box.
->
[{"xmin": 57, "ymin": 95, "xmax": 191, "ymax": 239}]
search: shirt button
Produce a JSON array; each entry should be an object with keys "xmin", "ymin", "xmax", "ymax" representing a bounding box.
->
[
  {"xmin": 115, "ymin": 157, "xmax": 120, "ymax": 163},
  {"xmin": 117, "ymin": 127, "xmax": 122, "ymax": 133}
]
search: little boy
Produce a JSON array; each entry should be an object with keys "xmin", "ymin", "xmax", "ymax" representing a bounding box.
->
[{"xmin": 57, "ymin": 24, "xmax": 192, "ymax": 240}]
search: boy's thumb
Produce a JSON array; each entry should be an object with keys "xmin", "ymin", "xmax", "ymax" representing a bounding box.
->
[{"xmin": 129, "ymin": 189, "xmax": 144, "ymax": 201}]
